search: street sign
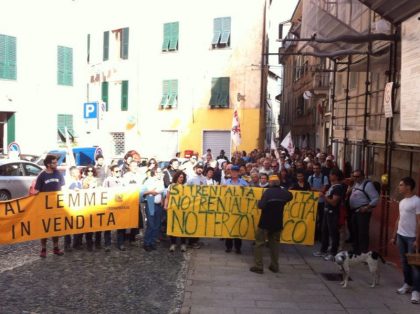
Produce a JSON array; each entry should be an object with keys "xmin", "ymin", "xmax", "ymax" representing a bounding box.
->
[
  {"xmin": 84, "ymin": 102, "xmax": 98, "ymax": 119},
  {"xmin": 7, "ymin": 142, "xmax": 21, "ymax": 154}
]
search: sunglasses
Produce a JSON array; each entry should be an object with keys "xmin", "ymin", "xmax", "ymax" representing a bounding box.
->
[
  {"xmin": 114, "ymin": 170, "xmax": 121, "ymax": 173},
  {"xmin": 87, "ymin": 169, "xmax": 93, "ymax": 172}
]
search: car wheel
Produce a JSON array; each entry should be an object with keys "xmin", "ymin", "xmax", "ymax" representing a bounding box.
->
[{"xmin": 0, "ymin": 190, "xmax": 11, "ymax": 201}]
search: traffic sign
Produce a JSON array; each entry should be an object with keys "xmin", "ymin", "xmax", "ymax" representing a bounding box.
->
[
  {"xmin": 7, "ymin": 142, "xmax": 21, "ymax": 154},
  {"xmin": 84, "ymin": 102, "xmax": 98, "ymax": 119}
]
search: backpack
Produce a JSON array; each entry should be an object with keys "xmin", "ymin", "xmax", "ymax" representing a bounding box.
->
[{"xmin": 355, "ymin": 180, "xmax": 381, "ymax": 201}]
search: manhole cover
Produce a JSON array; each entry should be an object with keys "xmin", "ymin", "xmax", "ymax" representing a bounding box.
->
[{"xmin": 320, "ymin": 272, "xmax": 351, "ymax": 281}]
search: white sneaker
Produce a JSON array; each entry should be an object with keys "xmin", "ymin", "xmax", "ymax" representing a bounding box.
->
[
  {"xmin": 396, "ymin": 283, "xmax": 412, "ymax": 294},
  {"xmin": 180, "ymin": 244, "xmax": 187, "ymax": 252},
  {"xmin": 169, "ymin": 244, "xmax": 176, "ymax": 252},
  {"xmin": 411, "ymin": 291, "xmax": 420, "ymax": 304}
]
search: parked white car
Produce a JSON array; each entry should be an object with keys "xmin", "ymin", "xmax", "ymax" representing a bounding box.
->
[{"xmin": 0, "ymin": 159, "xmax": 42, "ymax": 200}]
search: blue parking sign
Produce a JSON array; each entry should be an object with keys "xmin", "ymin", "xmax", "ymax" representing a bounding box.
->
[{"xmin": 84, "ymin": 102, "xmax": 98, "ymax": 119}]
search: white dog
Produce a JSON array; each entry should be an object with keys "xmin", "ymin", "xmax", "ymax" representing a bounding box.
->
[{"xmin": 334, "ymin": 251, "xmax": 385, "ymax": 288}]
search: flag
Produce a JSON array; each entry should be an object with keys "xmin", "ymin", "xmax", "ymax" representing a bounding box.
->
[
  {"xmin": 271, "ymin": 133, "xmax": 280, "ymax": 159},
  {"xmin": 231, "ymin": 108, "xmax": 241, "ymax": 146},
  {"xmin": 280, "ymin": 131, "xmax": 295, "ymax": 155}
]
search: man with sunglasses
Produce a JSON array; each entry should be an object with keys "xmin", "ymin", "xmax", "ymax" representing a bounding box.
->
[
  {"xmin": 103, "ymin": 165, "xmax": 126, "ymax": 251},
  {"xmin": 348, "ymin": 169, "xmax": 379, "ymax": 254},
  {"xmin": 32, "ymin": 155, "xmax": 65, "ymax": 258}
]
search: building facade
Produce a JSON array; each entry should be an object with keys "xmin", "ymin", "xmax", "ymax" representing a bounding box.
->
[
  {"xmin": 84, "ymin": 0, "xmax": 266, "ymax": 160},
  {"xmin": 0, "ymin": 0, "xmax": 86, "ymax": 155}
]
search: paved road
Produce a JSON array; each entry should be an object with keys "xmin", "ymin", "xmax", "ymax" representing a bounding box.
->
[{"xmin": 0, "ymin": 239, "xmax": 188, "ymax": 314}]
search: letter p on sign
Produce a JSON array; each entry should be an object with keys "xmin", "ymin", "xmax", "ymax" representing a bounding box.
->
[{"xmin": 84, "ymin": 102, "xmax": 98, "ymax": 119}]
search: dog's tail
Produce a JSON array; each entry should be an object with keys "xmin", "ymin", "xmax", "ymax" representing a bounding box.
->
[{"xmin": 372, "ymin": 251, "xmax": 386, "ymax": 264}]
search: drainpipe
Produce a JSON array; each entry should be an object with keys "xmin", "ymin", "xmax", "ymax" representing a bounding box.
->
[
  {"xmin": 330, "ymin": 60, "xmax": 337, "ymax": 152},
  {"xmin": 362, "ymin": 42, "xmax": 371, "ymax": 173},
  {"xmin": 343, "ymin": 58, "xmax": 351, "ymax": 170}
]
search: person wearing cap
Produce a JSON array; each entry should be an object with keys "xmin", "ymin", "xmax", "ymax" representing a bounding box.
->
[
  {"xmin": 186, "ymin": 162, "xmax": 207, "ymax": 185},
  {"xmin": 224, "ymin": 165, "xmax": 248, "ymax": 254},
  {"xmin": 217, "ymin": 149, "xmax": 229, "ymax": 162},
  {"xmin": 250, "ymin": 174, "xmax": 293, "ymax": 274}
]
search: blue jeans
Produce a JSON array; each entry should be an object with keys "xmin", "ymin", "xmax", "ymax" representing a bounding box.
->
[
  {"xmin": 397, "ymin": 234, "xmax": 420, "ymax": 292},
  {"xmin": 144, "ymin": 203, "xmax": 163, "ymax": 247}
]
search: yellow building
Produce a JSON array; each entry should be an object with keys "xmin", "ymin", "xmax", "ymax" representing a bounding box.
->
[{"xmin": 84, "ymin": 0, "xmax": 266, "ymax": 160}]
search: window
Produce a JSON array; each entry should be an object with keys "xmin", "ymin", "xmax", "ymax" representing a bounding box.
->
[
  {"xmin": 111, "ymin": 132, "xmax": 125, "ymax": 155},
  {"xmin": 0, "ymin": 163, "xmax": 23, "ymax": 176},
  {"xmin": 0, "ymin": 34, "xmax": 17, "ymax": 80},
  {"xmin": 212, "ymin": 17, "xmax": 231, "ymax": 48},
  {"xmin": 103, "ymin": 31, "xmax": 109, "ymax": 61},
  {"xmin": 160, "ymin": 80, "xmax": 178, "ymax": 108},
  {"xmin": 162, "ymin": 22, "xmax": 179, "ymax": 51},
  {"xmin": 57, "ymin": 114, "xmax": 74, "ymax": 142},
  {"xmin": 349, "ymin": 72, "xmax": 357, "ymax": 90},
  {"xmin": 23, "ymin": 163, "xmax": 41, "ymax": 176},
  {"xmin": 120, "ymin": 27, "xmax": 129, "ymax": 59},
  {"xmin": 121, "ymin": 80, "xmax": 128, "ymax": 111},
  {"xmin": 209, "ymin": 77, "xmax": 230, "ymax": 108},
  {"xmin": 102, "ymin": 81, "xmax": 109, "ymax": 111},
  {"xmin": 57, "ymin": 46, "xmax": 73, "ymax": 86}
]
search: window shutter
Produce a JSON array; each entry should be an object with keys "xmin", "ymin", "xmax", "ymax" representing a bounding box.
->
[
  {"xmin": 161, "ymin": 80, "xmax": 170, "ymax": 106},
  {"xmin": 220, "ymin": 17, "xmax": 231, "ymax": 45},
  {"xmin": 87, "ymin": 34, "xmax": 90, "ymax": 63},
  {"xmin": 0, "ymin": 35, "xmax": 5, "ymax": 78},
  {"xmin": 210, "ymin": 78, "xmax": 220, "ymax": 107},
  {"xmin": 103, "ymin": 31, "xmax": 109, "ymax": 61},
  {"xmin": 102, "ymin": 82, "xmax": 109, "ymax": 111},
  {"xmin": 57, "ymin": 46, "xmax": 65, "ymax": 85},
  {"xmin": 121, "ymin": 27, "xmax": 129, "ymax": 59},
  {"xmin": 212, "ymin": 18, "xmax": 222, "ymax": 45},
  {"xmin": 162, "ymin": 24, "xmax": 171, "ymax": 51},
  {"xmin": 7, "ymin": 113, "xmax": 15, "ymax": 144},
  {"xmin": 169, "ymin": 79, "xmax": 178, "ymax": 107},
  {"xmin": 65, "ymin": 47, "xmax": 73, "ymax": 86},
  {"xmin": 6, "ymin": 36, "xmax": 16, "ymax": 80},
  {"xmin": 121, "ymin": 80, "xmax": 129, "ymax": 111},
  {"xmin": 169, "ymin": 22, "xmax": 179, "ymax": 51},
  {"xmin": 219, "ymin": 77, "xmax": 230, "ymax": 108}
]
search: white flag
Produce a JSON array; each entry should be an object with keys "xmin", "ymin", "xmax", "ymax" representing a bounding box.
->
[
  {"xmin": 270, "ymin": 134, "xmax": 277, "ymax": 150},
  {"xmin": 280, "ymin": 131, "xmax": 295, "ymax": 155},
  {"xmin": 231, "ymin": 108, "xmax": 241, "ymax": 146}
]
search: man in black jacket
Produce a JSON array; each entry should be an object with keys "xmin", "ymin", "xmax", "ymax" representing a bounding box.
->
[{"xmin": 250, "ymin": 174, "xmax": 293, "ymax": 274}]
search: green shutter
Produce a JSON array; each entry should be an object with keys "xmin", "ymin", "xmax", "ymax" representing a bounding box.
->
[
  {"xmin": 102, "ymin": 81, "xmax": 109, "ymax": 111},
  {"xmin": 65, "ymin": 47, "xmax": 73, "ymax": 85},
  {"xmin": 220, "ymin": 17, "xmax": 231, "ymax": 45},
  {"xmin": 57, "ymin": 46, "xmax": 65, "ymax": 84},
  {"xmin": 212, "ymin": 18, "xmax": 222, "ymax": 45},
  {"xmin": 168, "ymin": 79, "xmax": 178, "ymax": 107},
  {"xmin": 219, "ymin": 77, "xmax": 230, "ymax": 107},
  {"xmin": 210, "ymin": 78, "xmax": 220, "ymax": 107},
  {"xmin": 57, "ymin": 46, "xmax": 72, "ymax": 86},
  {"xmin": 121, "ymin": 28, "xmax": 129, "ymax": 59},
  {"xmin": 87, "ymin": 34, "xmax": 90, "ymax": 63},
  {"xmin": 161, "ymin": 80, "xmax": 170, "ymax": 106},
  {"xmin": 121, "ymin": 80, "xmax": 128, "ymax": 111},
  {"xmin": 162, "ymin": 23, "xmax": 171, "ymax": 51},
  {"xmin": 57, "ymin": 114, "xmax": 74, "ymax": 141},
  {"xmin": 169, "ymin": 22, "xmax": 179, "ymax": 51},
  {"xmin": 7, "ymin": 113, "xmax": 15, "ymax": 144},
  {"xmin": 0, "ymin": 35, "xmax": 17, "ymax": 80},
  {"xmin": 103, "ymin": 31, "xmax": 109, "ymax": 61}
]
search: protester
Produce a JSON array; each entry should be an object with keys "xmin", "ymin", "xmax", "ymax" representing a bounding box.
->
[
  {"xmin": 64, "ymin": 166, "xmax": 82, "ymax": 252},
  {"xmin": 204, "ymin": 167, "xmax": 218, "ymax": 185},
  {"xmin": 348, "ymin": 169, "xmax": 379, "ymax": 254},
  {"xmin": 224, "ymin": 165, "xmax": 248, "ymax": 254},
  {"xmin": 391, "ymin": 177, "xmax": 420, "ymax": 304},
  {"xmin": 163, "ymin": 158, "xmax": 180, "ymax": 188},
  {"xmin": 103, "ymin": 165, "xmax": 126, "ymax": 251},
  {"xmin": 164, "ymin": 171, "xmax": 188, "ymax": 252},
  {"xmin": 142, "ymin": 169, "xmax": 165, "ymax": 252},
  {"xmin": 290, "ymin": 170, "xmax": 311, "ymax": 191},
  {"xmin": 259, "ymin": 172, "xmax": 269, "ymax": 188},
  {"xmin": 313, "ymin": 168, "xmax": 344, "ymax": 261},
  {"xmin": 250, "ymin": 174, "xmax": 293, "ymax": 274},
  {"xmin": 31, "ymin": 155, "xmax": 65, "ymax": 258}
]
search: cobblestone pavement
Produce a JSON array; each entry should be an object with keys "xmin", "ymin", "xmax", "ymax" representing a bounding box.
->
[{"xmin": 0, "ymin": 238, "xmax": 188, "ymax": 314}]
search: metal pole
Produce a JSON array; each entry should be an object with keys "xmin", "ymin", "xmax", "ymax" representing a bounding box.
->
[
  {"xmin": 343, "ymin": 58, "xmax": 351, "ymax": 170},
  {"xmin": 362, "ymin": 43, "xmax": 371, "ymax": 172},
  {"xmin": 330, "ymin": 60, "xmax": 337, "ymax": 151}
]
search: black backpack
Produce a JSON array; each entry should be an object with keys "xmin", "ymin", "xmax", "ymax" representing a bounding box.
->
[{"xmin": 355, "ymin": 180, "xmax": 381, "ymax": 201}]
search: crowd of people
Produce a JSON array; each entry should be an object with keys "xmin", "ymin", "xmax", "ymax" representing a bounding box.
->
[{"xmin": 32, "ymin": 146, "xmax": 419, "ymax": 303}]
